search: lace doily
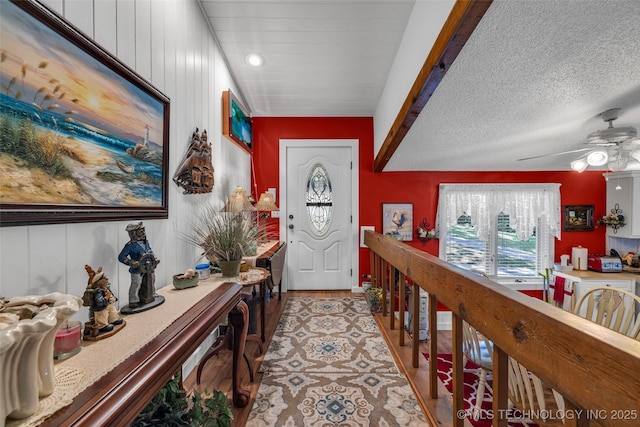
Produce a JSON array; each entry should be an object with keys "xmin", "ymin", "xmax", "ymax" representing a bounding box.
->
[{"xmin": 6, "ymin": 367, "xmax": 85, "ymax": 427}]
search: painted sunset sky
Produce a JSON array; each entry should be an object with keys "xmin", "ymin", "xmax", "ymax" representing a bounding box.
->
[{"xmin": 0, "ymin": 1, "xmax": 165, "ymax": 147}]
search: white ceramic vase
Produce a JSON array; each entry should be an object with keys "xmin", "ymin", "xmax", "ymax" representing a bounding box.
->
[
  {"xmin": 1, "ymin": 308, "xmax": 57, "ymax": 422},
  {"xmin": 1, "ymin": 293, "xmax": 82, "ymax": 424}
]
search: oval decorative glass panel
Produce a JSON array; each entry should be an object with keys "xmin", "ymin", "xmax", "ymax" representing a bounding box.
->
[{"xmin": 306, "ymin": 163, "xmax": 333, "ymax": 235}]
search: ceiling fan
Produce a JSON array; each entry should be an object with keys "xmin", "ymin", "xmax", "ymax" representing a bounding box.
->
[{"xmin": 518, "ymin": 108, "xmax": 640, "ymax": 172}]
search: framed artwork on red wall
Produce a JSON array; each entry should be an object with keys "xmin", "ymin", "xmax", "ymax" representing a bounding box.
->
[
  {"xmin": 563, "ymin": 204, "xmax": 594, "ymax": 232},
  {"xmin": 382, "ymin": 203, "xmax": 413, "ymax": 241},
  {"xmin": 222, "ymin": 89, "xmax": 252, "ymax": 153}
]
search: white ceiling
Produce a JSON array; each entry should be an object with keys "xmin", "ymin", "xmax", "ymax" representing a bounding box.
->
[{"xmin": 199, "ymin": 0, "xmax": 640, "ymax": 172}]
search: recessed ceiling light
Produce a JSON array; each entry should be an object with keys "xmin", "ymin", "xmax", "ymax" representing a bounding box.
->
[{"xmin": 245, "ymin": 53, "xmax": 265, "ymax": 67}]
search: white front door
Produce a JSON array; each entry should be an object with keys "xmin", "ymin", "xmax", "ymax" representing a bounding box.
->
[{"xmin": 280, "ymin": 140, "xmax": 358, "ymax": 291}]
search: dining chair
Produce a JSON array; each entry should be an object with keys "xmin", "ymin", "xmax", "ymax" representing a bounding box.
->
[
  {"xmin": 507, "ymin": 357, "xmax": 565, "ymax": 425},
  {"xmin": 572, "ymin": 286, "xmax": 640, "ymax": 340},
  {"xmin": 462, "ymin": 322, "xmax": 494, "ymax": 420}
]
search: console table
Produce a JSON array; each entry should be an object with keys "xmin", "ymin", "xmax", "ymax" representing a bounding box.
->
[
  {"xmin": 254, "ymin": 241, "xmax": 286, "ymax": 300},
  {"xmin": 38, "ymin": 281, "xmax": 248, "ymax": 427},
  {"xmin": 196, "ymin": 267, "xmax": 270, "ymax": 385}
]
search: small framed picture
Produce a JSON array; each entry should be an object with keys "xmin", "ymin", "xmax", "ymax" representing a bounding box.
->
[
  {"xmin": 563, "ymin": 205, "xmax": 594, "ymax": 232},
  {"xmin": 382, "ymin": 203, "xmax": 413, "ymax": 241}
]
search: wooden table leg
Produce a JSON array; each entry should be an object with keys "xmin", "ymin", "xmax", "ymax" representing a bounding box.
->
[
  {"xmin": 228, "ymin": 300, "xmax": 250, "ymax": 407},
  {"xmin": 195, "ymin": 334, "xmax": 226, "ymax": 385},
  {"xmin": 260, "ymin": 279, "xmax": 267, "ymax": 343}
]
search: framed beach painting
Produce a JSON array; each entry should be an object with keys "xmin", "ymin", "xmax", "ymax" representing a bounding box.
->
[
  {"xmin": 382, "ymin": 203, "xmax": 413, "ymax": 241},
  {"xmin": 222, "ymin": 89, "xmax": 252, "ymax": 153},
  {"xmin": 0, "ymin": 0, "xmax": 170, "ymax": 226}
]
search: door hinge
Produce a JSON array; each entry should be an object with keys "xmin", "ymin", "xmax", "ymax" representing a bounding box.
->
[
  {"xmin": 350, "ymin": 269, "xmax": 353, "ymax": 276},
  {"xmin": 350, "ymin": 215, "xmax": 352, "ymax": 223},
  {"xmin": 350, "ymin": 161, "xmax": 352, "ymax": 169}
]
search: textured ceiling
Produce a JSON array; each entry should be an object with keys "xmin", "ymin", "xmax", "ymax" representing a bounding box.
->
[
  {"xmin": 200, "ymin": 0, "xmax": 640, "ymax": 171},
  {"xmin": 389, "ymin": 0, "xmax": 640, "ymax": 171}
]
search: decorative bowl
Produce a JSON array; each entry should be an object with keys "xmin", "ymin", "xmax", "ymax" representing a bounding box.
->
[{"xmin": 173, "ymin": 274, "xmax": 199, "ymax": 290}]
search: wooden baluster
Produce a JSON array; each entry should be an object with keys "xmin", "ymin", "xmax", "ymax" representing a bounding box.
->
[
  {"xmin": 492, "ymin": 346, "xmax": 509, "ymax": 427},
  {"xmin": 412, "ymin": 280, "xmax": 420, "ymax": 368},
  {"xmin": 399, "ymin": 270, "xmax": 406, "ymax": 346},
  {"xmin": 389, "ymin": 266, "xmax": 396, "ymax": 330},
  {"xmin": 382, "ymin": 259, "xmax": 389, "ymax": 317},
  {"xmin": 428, "ymin": 292, "xmax": 438, "ymax": 398},
  {"xmin": 452, "ymin": 313, "xmax": 465, "ymax": 427}
]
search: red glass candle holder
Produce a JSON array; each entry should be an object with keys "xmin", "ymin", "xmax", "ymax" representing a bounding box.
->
[{"xmin": 54, "ymin": 321, "xmax": 82, "ymax": 360}]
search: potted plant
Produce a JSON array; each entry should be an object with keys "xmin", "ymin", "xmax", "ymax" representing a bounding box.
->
[
  {"xmin": 132, "ymin": 372, "xmax": 233, "ymax": 427},
  {"xmin": 188, "ymin": 204, "xmax": 258, "ymax": 277}
]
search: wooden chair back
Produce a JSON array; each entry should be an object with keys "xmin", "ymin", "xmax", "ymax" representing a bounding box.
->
[
  {"xmin": 507, "ymin": 357, "xmax": 565, "ymax": 425},
  {"xmin": 572, "ymin": 286, "xmax": 640, "ymax": 340}
]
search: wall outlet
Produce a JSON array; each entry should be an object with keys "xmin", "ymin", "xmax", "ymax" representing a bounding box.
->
[{"xmin": 271, "ymin": 210, "xmax": 280, "ymax": 218}]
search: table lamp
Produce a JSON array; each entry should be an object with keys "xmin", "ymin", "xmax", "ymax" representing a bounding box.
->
[
  {"xmin": 221, "ymin": 186, "xmax": 257, "ymax": 215},
  {"xmin": 255, "ymin": 191, "xmax": 278, "ymax": 242}
]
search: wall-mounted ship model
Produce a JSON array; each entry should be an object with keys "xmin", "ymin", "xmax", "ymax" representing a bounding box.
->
[{"xmin": 172, "ymin": 128, "xmax": 214, "ymax": 194}]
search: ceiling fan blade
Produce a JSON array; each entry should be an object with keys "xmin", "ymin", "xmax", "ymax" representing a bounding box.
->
[{"xmin": 517, "ymin": 147, "xmax": 591, "ymax": 161}]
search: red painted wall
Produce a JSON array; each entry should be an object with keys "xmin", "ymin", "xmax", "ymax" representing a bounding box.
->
[{"xmin": 252, "ymin": 117, "xmax": 607, "ymax": 288}]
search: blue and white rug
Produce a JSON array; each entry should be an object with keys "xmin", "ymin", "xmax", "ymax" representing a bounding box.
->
[{"xmin": 246, "ymin": 297, "xmax": 427, "ymax": 426}]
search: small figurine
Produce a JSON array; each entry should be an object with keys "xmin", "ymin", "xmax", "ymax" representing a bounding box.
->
[
  {"xmin": 118, "ymin": 222, "xmax": 164, "ymax": 313},
  {"xmin": 83, "ymin": 265, "xmax": 125, "ymax": 339}
]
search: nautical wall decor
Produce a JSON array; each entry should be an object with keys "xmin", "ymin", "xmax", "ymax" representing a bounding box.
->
[
  {"xmin": 0, "ymin": 0, "xmax": 170, "ymax": 226},
  {"xmin": 173, "ymin": 128, "xmax": 214, "ymax": 194}
]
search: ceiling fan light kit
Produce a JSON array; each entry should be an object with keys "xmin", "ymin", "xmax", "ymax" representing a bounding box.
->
[
  {"xmin": 523, "ymin": 108, "xmax": 639, "ymax": 172},
  {"xmin": 570, "ymin": 158, "xmax": 588, "ymax": 172},
  {"xmin": 586, "ymin": 150, "xmax": 609, "ymax": 166},
  {"xmin": 570, "ymin": 108, "xmax": 639, "ymax": 172}
]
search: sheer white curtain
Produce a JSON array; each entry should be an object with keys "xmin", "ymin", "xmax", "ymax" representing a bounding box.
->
[{"xmin": 436, "ymin": 184, "xmax": 561, "ymax": 241}]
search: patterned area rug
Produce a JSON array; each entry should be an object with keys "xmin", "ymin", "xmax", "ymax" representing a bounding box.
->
[
  {"xmin": 424, "ymin": 353, "xmax": 538, "ymax": 427},
  {"xmin": 246, "ymin": 297, "xmax": 427, "ymax": 426}
]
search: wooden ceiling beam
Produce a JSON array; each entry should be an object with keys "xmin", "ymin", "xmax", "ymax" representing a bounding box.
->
[{"xmin": 373, "ymin": 0, "xmax": 493, "ymax": 172}]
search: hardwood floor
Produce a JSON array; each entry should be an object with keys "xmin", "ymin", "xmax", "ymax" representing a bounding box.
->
[{"xmin": 182, "ymin": 290, "xmax": 451, "ymax": 426}]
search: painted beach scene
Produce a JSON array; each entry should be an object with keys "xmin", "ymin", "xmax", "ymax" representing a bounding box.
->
[{"xmin": 0, "ymin": 1, "xmax": 167, "ymax": 208}]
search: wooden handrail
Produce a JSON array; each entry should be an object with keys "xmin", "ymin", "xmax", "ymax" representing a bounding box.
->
[{"xmin": 364, "ymin": 230, "xmax": 640, "ymax": 427}]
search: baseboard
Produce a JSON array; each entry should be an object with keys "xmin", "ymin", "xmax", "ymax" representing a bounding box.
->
[
  {"xmin": 393, "ymin": 310, "xmax": 453, "ymax": 331},
  {"xmin": 182, "ymin": 328, "xmax": 219, "ymax": 378}
]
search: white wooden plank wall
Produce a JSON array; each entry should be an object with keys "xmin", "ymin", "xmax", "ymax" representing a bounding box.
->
[{"xmin": 0, "ymin": 0, "xmax": 252, "ymax": 324}]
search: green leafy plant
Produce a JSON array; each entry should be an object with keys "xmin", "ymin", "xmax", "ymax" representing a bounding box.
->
[
  {"xmin": 132, "ymin": 372, "xmax": 233, "ymax": 427},
  {"xmin": 364, "ymin": 287, "xmax": 383, "ymax": 313}
]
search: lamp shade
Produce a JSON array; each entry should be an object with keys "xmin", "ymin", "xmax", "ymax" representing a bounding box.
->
[
  {"xmin": 221, "ymin": 186, "xmax": 257, "ymax": 213},
  {"xmin": 570, "ymin": 158, "xmax": 588, "ymax": 172},
  {"xmin": 255, "ymin": 191, "xmax": 278, "ymax": 211}
]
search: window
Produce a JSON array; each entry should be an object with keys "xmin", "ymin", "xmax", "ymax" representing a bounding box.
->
[
  {"xmin": 437, "ymin": 184, "xmax": 560, "ymax": 280},
  {"xmin": 305, "ymin": 163, "xmax": 333, "ymax": 236}
]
